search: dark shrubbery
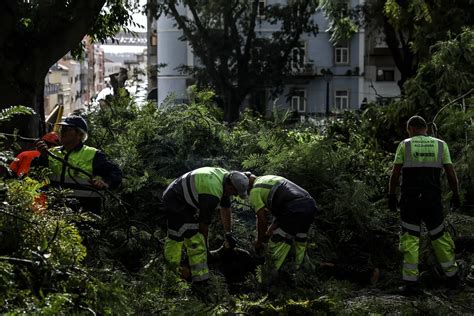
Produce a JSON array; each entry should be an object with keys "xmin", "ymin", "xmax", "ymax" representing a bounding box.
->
[{"xmin": 1, "ymin": 29, "xmax": 473, "ymax": 313}]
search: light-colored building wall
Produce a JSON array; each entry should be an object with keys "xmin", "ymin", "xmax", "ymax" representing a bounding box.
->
[
  {"xmin": 84, "ymin": 40, "xmax": 106, "ymax": 103},
  {"xmin": 60, "ymin": 57, "xmax": 84, "ymax": 114},
  {"xmin": 44, "ymin": 63, "xmax": 70, "ymax": 116},
  {"xmin": 156, "ymin": 0, "xmax": 400, "ymax": 115},
  {"xmin": 147, "ymin": 5, "xmax": 158, "ymax": 93},
  {"xmin": 363, "ymin": 29, "xmax": 401, "ymax": 104},
  {"xmin": 157, "ymin": 3, "xmax": 189, "ymax": 104},
  {"xmin": 105, "ymin": 60, "xmax": 123, "ymax": 78},
  {"xmin": 95, "ymin": 47, "xmax": 105, "ymax": 93}
]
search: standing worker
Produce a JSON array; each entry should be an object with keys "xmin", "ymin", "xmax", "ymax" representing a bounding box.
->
[
  {"xmin": 162, "ymin": 167, "xmax": 248, "ymax": 284},
  {"xmin": 35, "ymin": 115, "xmax": 122, "ymax": 214},
  {"xmin": 10, "ymin": 132, "xmax": 60, "ymax": 177},
  {"xmin": 389, "ymin": 115, "xmax": 461, "ymax": 295},
  {"xmin": 248, "ymin": 174, "xmax": 317, "ymax": 271}
]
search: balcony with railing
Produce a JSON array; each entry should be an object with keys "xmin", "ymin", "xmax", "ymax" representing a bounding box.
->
[
  {"xmin": 291, "ymin": 63, "xmax": 316, "ymax": 75},
  {"xmin": 287, "ymin": 63, "xmax": 317, "ymax": 83}
]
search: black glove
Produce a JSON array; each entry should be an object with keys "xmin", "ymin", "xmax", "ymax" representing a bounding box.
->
[
  {"xmin": 388, "ymin": 194, "xmax": 398, "ymax": 212},
  {"xmin": 451, "ymin": 194, "xmax": 461, "ymax": 210},
  {"xmin": 224, "ymin": 232, "xmax": 237, "ymax": 249}
]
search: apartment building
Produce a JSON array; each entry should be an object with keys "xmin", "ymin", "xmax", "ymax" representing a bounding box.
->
[
  {"xmin": 44, "ymin": 63, "xmax": 69, "ymax": 116},
  {"xmin": 44, "ymin": 38, "xmax": 108, "ymax": 117},
  {"xmin": 155, "ymin": 0, "xmax": 401, "ymax": 117}
]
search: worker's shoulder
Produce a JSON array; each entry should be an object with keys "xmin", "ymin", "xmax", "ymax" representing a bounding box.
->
[
  {"xmin": 256, "ymin": 175, "xmax": 284, "ymax": 183},
  {"xmin": 430, "ymin": 136, "xmax": 448, "ymax": 145},
  {"xmin": 192, "ymin": 168, "xmax": 228, "ymax": 185},
  {"xmin": 404, "ymin": 136, "xmax": 447, "ymax": 144},
  {"xmin": 81, "ymin": 144, "xmax": 99, "ymax": 151}
]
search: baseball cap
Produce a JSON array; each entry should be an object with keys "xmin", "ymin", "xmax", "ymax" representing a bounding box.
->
[
  {"xmin": 228, "ymin": 171, "xmax": 249, "ymax": 199},
  {"xmin": 58, "ymin": 116, "xmax": 88, "ymax": 133},
  {"xmin": 41, "ymin": 132, "xmax": 60, "ymax": 145}
]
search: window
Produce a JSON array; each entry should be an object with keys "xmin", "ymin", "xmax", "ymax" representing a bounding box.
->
[
  {"xmin": 374, "ymin": 32, "xmax": 388, "ymax": 48},
  {"xmin": 291, "ymin": 89, "xmax": 306, "ymax": 113},
  {"xmin": 291, "ymin": 42, "xmax": 306, "ymax": 72},
  {"xmin": 288, "ymin": 0, "xmax": 316, "ymax": 16},
  {"xmin": 334, "ymin": 44, "xmax": 349, "ymax": 64},
  {"xmin": 334, "ymin": 90, "xmax": 349, "ymax": 111},
  {"xmin": 257, "ymin": 0, "xmax": 266, "ymax": 17},
  {"xmin": 340, "ymin": 0, "xmax": 351, "ymax": 15},
  {"xmin": 376, "ymin": 68, "xmax": 395, "ymax": 81}
]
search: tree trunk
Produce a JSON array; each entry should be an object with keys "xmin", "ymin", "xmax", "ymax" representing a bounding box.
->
[
  {"xmin": 0, "ymin": 61, "xmax": 48, "ymax": 138},
  {"xmin": 222, "ymin": 89, "xmax": 246, "ymax": 123},
  {"xmin": 0, "ymin": 0, "xmax": 107, "ymax": 137},
  {"xmin": 383, "ymin": 17, "xmax": 417, "ymax": 94}
]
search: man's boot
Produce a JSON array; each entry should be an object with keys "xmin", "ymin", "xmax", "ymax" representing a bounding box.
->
[
  {"xmin": 446, "ymin": 261, "xmax": 466, "ymax": 290},
  {"xmin": 446, "ymin": 274, "xmax": 461, "ymax": 289},
  {"xmin": 398, "ymin": 282, "xmax": 422, "ymax": 296},
  {"xmin": 466, "ymin": 265, "xmax": 474, "ymax": 287},
  {"xmin": 192, "ymin": 280, "xmax": 216, "ymax": 303}
]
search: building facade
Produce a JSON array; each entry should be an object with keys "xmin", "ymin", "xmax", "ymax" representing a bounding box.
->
[
  {"xmin": 44, "ymin": 63, "xmax": 70, "ymax": 116},
  {"xmin": 44, "ymin": 38, "xmax": 108, "ymax": 117},
  {"xmin": 155, "ymin": 0, "xmax": 401, "ymax": 116}
]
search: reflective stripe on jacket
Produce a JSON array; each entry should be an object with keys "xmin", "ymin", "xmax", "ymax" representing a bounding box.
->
[
  {"xmin": 403, "ymin": 139, "xmax": 444, "ymax": 169},
  {"xmin": 48, "ymin": 145, "xmax": 100, "ymax": 198},
  {"xmin": 249, "ymin": 175, "xmax": 285, "ymax": 212},
  {"xmin": 178, "ymin": 167, "xmax": 228, "ymax": 209},
  {"xmin": 394, "ymin": 136, "xmax": 451, "ymax": 192}
]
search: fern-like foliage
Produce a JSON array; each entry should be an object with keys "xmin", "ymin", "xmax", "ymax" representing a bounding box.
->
[{"xmin": 0, "ymin": 105, "xmax": 34, "ymax": 123}]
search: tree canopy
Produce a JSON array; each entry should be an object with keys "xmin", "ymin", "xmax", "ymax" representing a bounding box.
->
[
  {"xmin": 321, "ymin": 0, "xmax": 474, "ymax": 91},
  {"xmin": 156, "ymin": 0, "xmax": 319, "ymax": 122},
  {"xmin": 0, "ymin": 28, "xmax": 473, "ymax": 313},
  {"xmin": 0, "ymin": 0, "xmax": 140, "ymax": 137}
]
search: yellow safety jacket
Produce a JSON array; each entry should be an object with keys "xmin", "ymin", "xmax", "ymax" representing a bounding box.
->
[{"xmin": 48, "ymin": 145, "xmax": 101, "ymax": 198}]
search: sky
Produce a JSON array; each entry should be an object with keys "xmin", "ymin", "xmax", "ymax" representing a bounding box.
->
[{"xmin": 101, "ymin": 1, "xmax": 148, "ymax": 54}]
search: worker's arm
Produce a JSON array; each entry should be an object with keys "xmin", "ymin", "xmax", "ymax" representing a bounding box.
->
[
  {"xmin": 444, "ymin": 164, "xmax": 460, "ymax": 196},
  {"xmin": 389, "ymin": 164, "xmax": 402, "ymax": 195},
  {"xmin": 197, "ymin": 194, "xmax": 220, "ymax": 246},
  {"xmin": 254, "ymin": 207, "xmax": 268, "ymax": 248},
  {"xmin": 34, "ymin": 140, "xmax": 49, "ymax": 156},
  {"xmin": 31, "ymin": 140, "xmax": 50, "ymax": 167},
  {"xmin": 198, "ymin": 194, "xmax": 220, "ymax": 222},
  {"xmin": 219, "ymin": 207, "xmax": 232, "ymax": 233},
  {"xmin": 92, "ymin": 151, "xmax": 122, "ymax": 189},
  {"xmin": 199, "ymin": 222, "xmax": 209, "ymax": 245},
  {"xmin": 445, "ymin": 164, "xmax": 461, "ymax": 209},
  {"xmin": 388, "ymin": 164, "xmax": 402, "ymax": 212}
]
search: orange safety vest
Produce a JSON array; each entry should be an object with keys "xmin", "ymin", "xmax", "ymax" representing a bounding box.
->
[{"xmin": 10, "ymin": 150, "xmax": 41, "ymax": 177}]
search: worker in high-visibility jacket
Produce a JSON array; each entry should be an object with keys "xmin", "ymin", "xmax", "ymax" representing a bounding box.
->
[
  {"xmin": 248, "ymin": 174, "xmax": 317, "ymax": 271},
  {"xmin": 10, "ymin": 132, "xmax": 60, "ymax": 177},
  {"xmin": 389, "ymin": 115, "xmax": 461, "ymax": 295},
  {"xmin": 36, "ymin": 116, "xmax": 122, "ymax": 214},
  {"xmin": 162, "ymin": 167, "xmax": 249, "ymax": 283}
]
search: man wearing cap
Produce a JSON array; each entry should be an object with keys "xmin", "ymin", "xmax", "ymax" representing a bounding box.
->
[
  {"xmin": 247, "ymin": 174, "xmax": 317, "ymax": 271},
  {"xmin": 10, "ymin": 132, "xmax": 60, "ymax": 177},
  {"xmin": 162, "ymin": 167, "xmax": 249, "ymax": 284},
  {"xmin": 36, "ymin": 115, "xmax": 122, "ymax": 213}
]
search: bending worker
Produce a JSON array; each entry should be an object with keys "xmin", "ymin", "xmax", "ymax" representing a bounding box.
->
[
  {"xmin": 36, "ymin": 115, "xmax": 122, "ymax": 214},
  {"xmin": 162, "ymin": 167, "xmax": 249, "ymax": 283},
  {"xmin": 248, "ymin": 173, "xmax": 317, "ymax": 270},
  {"xmin": 389, "ymin": 115, "xmax": 461, "ymax": 295}
]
